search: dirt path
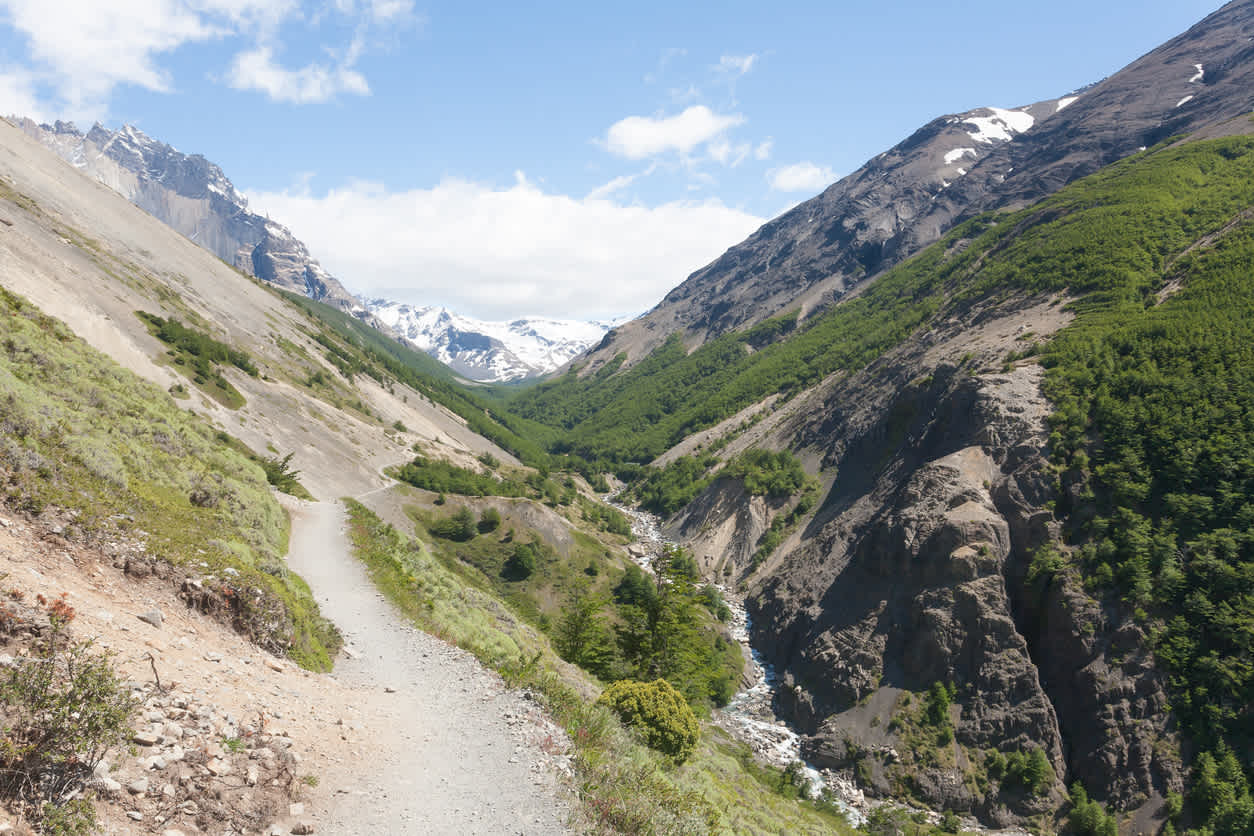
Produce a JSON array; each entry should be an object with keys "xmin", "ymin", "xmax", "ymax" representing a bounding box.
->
[{"xmin": 283, "ymin": 499, "xmax": 573, "ymax": 835}]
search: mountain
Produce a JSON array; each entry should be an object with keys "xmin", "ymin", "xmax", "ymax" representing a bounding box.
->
[
  {"xmin": 581, "ymin": 0, "xmax": 1254, "ymax": 374},
  {"xmin": 11, "ymin": 118, "xmax": 367, "ymax": 316},
  {"xmin": 504, "ymin": 2, "xmax": 1254, "ymax": 831},
  {"xmin": 367, "ymin": 299, "xmax": 615, "ymax": 382}
]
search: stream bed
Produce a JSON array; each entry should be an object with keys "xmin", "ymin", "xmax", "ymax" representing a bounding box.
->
[
  {"xmin": 608, "ymin": 497, "xmax": 866, "ymax": 825},
  {"xmin": 607, "ymin": 496, "xmax": 1037, "ymax": 834}
]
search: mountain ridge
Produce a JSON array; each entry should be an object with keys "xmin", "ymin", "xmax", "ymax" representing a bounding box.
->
[
  {"xmin": 11, "ymin": 117, "xmax": 369, "ymax": 318},
  {"xmin": 366, "ymin": 298, "xmax": 618, "ymax": 382},
  {"xmin": 578, "ymin": 0, "xmax": 1254, "ymax": 376}
]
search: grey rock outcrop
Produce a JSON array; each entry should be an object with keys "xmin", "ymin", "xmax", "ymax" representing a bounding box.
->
[{"xmin": 11, "ymin": 118, "xmax": 366, "ymax": 317}]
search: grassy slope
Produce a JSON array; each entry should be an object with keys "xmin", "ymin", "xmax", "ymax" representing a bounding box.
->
[
  {"xmin": 0, "ymin": 286, "xmax": 340, "ymax": 669},
  {"xmin": 278, "ymin": 291, "xmax": 552, "ymax": 466}
]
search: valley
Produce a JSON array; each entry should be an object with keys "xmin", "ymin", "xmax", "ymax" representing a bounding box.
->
[{"xmin": 2, "ymin": 2, "xmax": 1254, "ymax": 835}]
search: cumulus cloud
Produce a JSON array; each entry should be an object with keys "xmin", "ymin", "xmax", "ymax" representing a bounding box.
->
[
  {"xmin": 0, "ymin": 0, "xmax": 398, "ymax": 116},
  {"xmin": 227, "ymin": 46, "xmax": 369, "ymax": 103},
  {"xmin": 767, "ymin": 161, "xmax": 836, "ymax": 192},
  {"xmin": 0, "ymin": 67, "xmax": 51, "ymax": 122},
  {"xmin": 248, "ymin": 177, "xmax": 765, "ymax": 320},
  {"xmin": 0, "ymin": 0, "xmax": 219, "ymax": 112},
  {"xmin": 604, "ymin": 105, "xmax": 745, "ymax": 161}
]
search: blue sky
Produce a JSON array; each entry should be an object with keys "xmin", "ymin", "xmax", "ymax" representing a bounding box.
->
[{"xmin": 0, "ymin": 0, "xmax": 1226, "ymax": 319}]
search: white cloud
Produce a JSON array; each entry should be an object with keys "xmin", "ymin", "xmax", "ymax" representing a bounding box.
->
[
  {"xmin": 754, "ymin": 139, "xmax": 773, "ymax": 160},
  {"xmin": 707, "ymin": 137, "xmax": 751, "ymax": 167},
  {"xmin": 768, "ymin": 161, "xmax": 836, "ymax": 192},
  {"xmin": 0, "ymin": 0, "xmax": 400, "ymax": 117},
  {"xmin": 716, "ymin": 53, "xmax": 757, "ymax": 77},
  {"xmin": 0, "ymin": 68, "xmax": 51, "ymax": 122},
  {"xmin": 248, "ymin": 177, "xmax": 765, "ymax": 320},
  {"xmin": 367, "ymin": 0, "xmax": 412, "ymax": 21},
  {"xmin": 586, "ymin": 173, "xmax": 638, "ymax": 201},
  {"xmin": 0, "ymin": 0, "xmax": 220, "ymax": 112},
  {"xmin": 227, "ymin": 45, "xmax": 369, "ymax": 103},
  {"xmin": 604, "ymin": 105, "xmax": 744, "ymax": 161}
]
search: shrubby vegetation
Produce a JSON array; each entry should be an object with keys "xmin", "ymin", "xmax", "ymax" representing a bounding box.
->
[
  {"xmin": 0, "ymin": 287, "xmax": 339, "ymax": 669},
  {"xmin": 597, "ymin": 678, "xmax": 700, "ymax": 764},
  {"xmin": 1068, "ymin": 782, "xmax": 1118, "ymax": 836},
  {"xmin": 0, "ymin": 596, "xmax": 136, "ymax": 834},
  {"xmin": 725, "ymin": 448, "xmax": 808, "ymax": 498},
  {"xmin": 136, "ymin": 311, "xmax": 256, "ymax": 407},
  {"xmin": 611, "ymin": 546, "xmax": 741, "ymax": 711},
  {"xmin": 628, "ymin": 455, "xmax": 716, "ymax": 516}
]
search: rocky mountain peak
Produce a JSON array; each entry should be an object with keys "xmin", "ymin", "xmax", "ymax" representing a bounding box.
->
[
  {"xmin": 367, "ymin": 299, "xmax": 612, "ymax": 382},
  {"xmin": 13, "ymin": 116, "xmax": 367, "ymax": 318}
]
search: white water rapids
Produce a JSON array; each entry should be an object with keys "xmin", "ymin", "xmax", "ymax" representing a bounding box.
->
[{"xmin": 607, "ymin": 496, "xmax": 867, "ymax": 825}]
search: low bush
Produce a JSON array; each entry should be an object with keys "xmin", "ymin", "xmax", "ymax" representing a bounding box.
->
[
  {"xmin": 597, "ymin": 678, "xmax": 700, "ymax": 764},
  {"xmin": 0, "ymin": 597, "xmax": 136, "ymax": 833}
]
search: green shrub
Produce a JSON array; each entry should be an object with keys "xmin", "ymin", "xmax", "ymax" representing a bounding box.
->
[
  {"xmin": 0, "ymin": 605, "xmax": 136, "ymax": 831},
  {"xmin": 477, "ymin": 507, "xmax": 502, "ymax": 533},
  {"xmin": 502, "ymin": 542, "xmax": 538, "ymax": 580},
  {"xmin": 725, "ymin": 448, "xmax": 808, "ymax": 498},
  {"xmin": 1069, "ymin": 782, "xmax": 1118, "ymax": 836},
  {"xmin": 430, "ymin": 507, "xmax": 478, "ymax": 541},
  {"xmin": 597, "ymin": 678, "xmax": 699, "ymax": 763}
]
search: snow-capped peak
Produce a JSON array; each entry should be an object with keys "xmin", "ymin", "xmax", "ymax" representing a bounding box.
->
[{"xmin": 366, "ymin": 299, "xmax": 621, "ymax": 382}]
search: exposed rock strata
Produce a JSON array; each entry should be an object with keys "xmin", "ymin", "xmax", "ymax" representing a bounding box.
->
[{"xmin": 671, "ymin": 297, "xmax": 1182, "ymax": 823}]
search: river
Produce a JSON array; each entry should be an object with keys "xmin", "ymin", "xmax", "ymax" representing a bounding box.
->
[{"xmin": 607, "ymin": 496, "xmax": 867, "ymax": 825}]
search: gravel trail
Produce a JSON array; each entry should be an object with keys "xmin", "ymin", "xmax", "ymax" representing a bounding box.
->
[{"xmin": 284, "ymin": 500, "xmax": 573, "ymax": 835}]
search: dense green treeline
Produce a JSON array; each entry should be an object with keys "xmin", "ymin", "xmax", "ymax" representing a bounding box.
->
[
  {"xmin": 506, "ymin": 275, "xmax": 943, "ymax": 464},
  {"xmin": 1039, "ymin": 210, "xmax": 1254, "ymax": 833}
]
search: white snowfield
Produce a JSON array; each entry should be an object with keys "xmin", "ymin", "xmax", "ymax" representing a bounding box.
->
[
  {"xmin": 369, "ymin": 299, "xmax": 619, "ymax": 382},
  {"xmin": 944, "ymin": 147, "xmax": 977, "ymax": 165},
  {"xmin": 1190, "ymin": 63, "xmax": 1205, "ymax": 83},
  {"xmin": 962, "ymin": 107, "xmax": 1036, "ymax": 144}
]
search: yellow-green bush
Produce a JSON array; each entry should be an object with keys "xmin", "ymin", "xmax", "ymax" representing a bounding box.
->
[{"xmin": 597, "ymin": 678, "xmax": 700, "ymax": 764}]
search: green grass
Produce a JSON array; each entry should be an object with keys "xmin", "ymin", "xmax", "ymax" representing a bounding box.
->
[{"xmin": 0, "ymin": 286, "xmax": 339, "ymax": 670}]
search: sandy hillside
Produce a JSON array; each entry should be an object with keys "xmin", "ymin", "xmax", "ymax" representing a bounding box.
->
[{"xmin": 0, "ymin": 117, "xmax": 510, "ymax": 500}]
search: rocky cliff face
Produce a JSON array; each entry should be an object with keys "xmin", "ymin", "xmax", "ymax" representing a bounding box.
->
[
  {"xmin": 665, "ymin": 292, "xmax": 1183, "ymax": 825},
  {"xmin": 795, "ymin": 311, "xmax": 1176, "ymax": 822},
  {"xmin": 582, "ymin": 0, "xmax": 1254, "ymax": 374},
  {"xmin": 11, "ymin": 118, "xmax": 365, "ymax": 316}
]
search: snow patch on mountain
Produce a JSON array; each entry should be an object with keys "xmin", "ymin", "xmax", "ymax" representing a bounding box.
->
[
  {"xmin": 962, "ymin": 107, "xmax": 1035, "ymax": 144},
  {"xmin": 367, "ymin": 299, "xmax": 620, "ymax": 382},
  {"xmin": 943, "ymin": 147, "xmax": 976, "ymax": 165}
]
